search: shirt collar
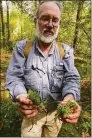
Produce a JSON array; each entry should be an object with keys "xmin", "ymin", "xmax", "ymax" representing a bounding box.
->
[{"xmin": 35, "ymin": 38, "xmax": 56, "ymax": 57}]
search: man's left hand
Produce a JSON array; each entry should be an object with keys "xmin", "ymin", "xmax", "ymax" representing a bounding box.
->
[{"xmin": 60, "ymin": 95, "xmax": 81, "ymax": 124}]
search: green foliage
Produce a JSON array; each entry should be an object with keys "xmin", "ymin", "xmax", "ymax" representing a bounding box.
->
[
  {"xmin": 57, "ymin": 100, "xmax": 78, "ymax": 118},
  {"xmin": 1, "ymin": 1, "xmax": 91, "ymax": 137},
  {"xmin": 58, "ymin": 110, "xmax": 91, "ymax": 137},
  {"xmin": 28, "ymin": 89, "xmax": 49, "ymax": 112},
  {"xmin": 28, "ymin": 89, "xmax": 41, "ymax": 105},
  {"xmin": 28, "ymin": 89, "xmax": 59, "ymax": 112},
  {"xmin": 0, "ymin": 99, "xmax": 22, "ymax": 137},
  {"xmin": 79, "ymin": 111, "xmax": 91, "ymax": 133},
  {"xmin": 75, "ymin": 58, "xmax": 91, "ymax": 79},
  {"xmin": 58, "ymin": 123, "xmax": 81, "ymax": 137},
  {"xmin": 58, "ymin": 1, "xmax": 77, "ymax": 45}
]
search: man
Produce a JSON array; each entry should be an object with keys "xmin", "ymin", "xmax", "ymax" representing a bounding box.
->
[{"xmin": 6, "ymin": 1, "xmax": 81, "ymax": 137}]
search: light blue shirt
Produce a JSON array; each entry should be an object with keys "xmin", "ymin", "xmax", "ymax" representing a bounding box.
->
[{"xmin": 6, "ymin": 39, "xmax": 80, "ymax": 101}]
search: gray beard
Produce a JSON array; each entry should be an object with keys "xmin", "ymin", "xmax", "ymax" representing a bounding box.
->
[{"xmin": 35, "ymin": 22, "xmax": 59, "ymax": 43}]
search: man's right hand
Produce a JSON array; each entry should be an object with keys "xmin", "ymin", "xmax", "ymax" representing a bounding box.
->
[{"xmin": 16, "ymin": 96, "xmax": 38, "ymax": 119}]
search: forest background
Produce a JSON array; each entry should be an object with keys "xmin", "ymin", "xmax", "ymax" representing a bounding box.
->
[{"xmin": 0, "ymin": 0, "xmax": 91, "ymax": 137}]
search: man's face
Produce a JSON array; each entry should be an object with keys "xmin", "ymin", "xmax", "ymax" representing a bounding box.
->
[{"xmin": 35, "ymin": 2, "xmax": 61, "ymax": 43}]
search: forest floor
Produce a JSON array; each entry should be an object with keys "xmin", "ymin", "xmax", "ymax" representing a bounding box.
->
[
  {"xmin": 0, "ymin": 51, "xmax": 91, "ymax": 137},
  {"xmin": 1, "ymin": 52, "xmax": 11, "ymax": 101}
]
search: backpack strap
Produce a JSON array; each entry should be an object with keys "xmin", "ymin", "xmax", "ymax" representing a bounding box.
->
[
  {"xmin": 56, "ymin": 42, "xmax": 65, "ymax": 59},
  {"xmin": 24, "ymin": 40, "xmax": 32, "ymax": 58},
  {"xmin": 24, "ymin": 40, "xmax": 65, "ymax": 59}
]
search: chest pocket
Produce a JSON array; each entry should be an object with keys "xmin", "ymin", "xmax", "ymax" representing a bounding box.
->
[
  {"xmin": 51, "ymin": 63, "xmax": 64, "ymax": 93},
  {"xmin": 24, "ymin": 66, "xmax": 40, "ymax": 91}
]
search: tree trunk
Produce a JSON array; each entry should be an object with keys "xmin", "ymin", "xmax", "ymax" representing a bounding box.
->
[
  {"xmin": 6, "ymin": 1, "xmax": 10, "ymax": 47},
  {"xmin": 34, "ymin": 0, "xmax": 38, "ymax": 8},
  {"xmin": 0, "ymin": 0, "xmax": 5, "ymax": 47},
  {"xmin": 20, "ymin": 1, "xmax": 23, "ymax": 39},
  {"xmin": 0, "ymin": 3, "xmax": 1, "ymax": 46},
  {"xmin": 73, "ymin": 1, "xmax": 84, "ymax": 51}
]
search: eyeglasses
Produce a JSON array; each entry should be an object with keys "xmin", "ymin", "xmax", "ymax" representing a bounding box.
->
[{"xmin": 38, "ymin": 15, "xmax": 60, "ymax": 27}]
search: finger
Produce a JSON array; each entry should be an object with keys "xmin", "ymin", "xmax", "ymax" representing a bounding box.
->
[
  {"xmin": 60, "ymin": 101, "xmax": 67, "ymax": 105},
  {"xmin": 17, "ymin": 97, "xmax": 32, "ymax": 105},
  {"xmin": 66, "ymin": 112, "xmax": 80, "ymax": 120},
  {"xmin": 19, "ymin": 104, "xmax": 33, "ymax": 110},
  {"xmin": 64, "ymin": 118, "xmax": 78, "ymax": 124},
  {"xmin": 66, "ymin": 106, "xmax": 81, "ymax": 119},
  {"xmin": 19, "ymin": 108, "xmax": 36, "ymax": 115},
  {"xmin": 20, "ymin": 98, "xmax": 32, "ymax": 105},
  {"xmin": 19, "ymin": 104, "xmax": 38, "ymax": 110},
  {"xmin": 26, "ymin": 110, "xmax": 38, "ymax": 119}
]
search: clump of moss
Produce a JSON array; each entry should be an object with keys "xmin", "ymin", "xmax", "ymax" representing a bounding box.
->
[
  {"xmin": 28, "ymin": 89, "xmax": 41, "ymax": 105},
  {"xmin": 57, "ymin": 100, "xmax": 78, "ymax": 118},
  {"xmin": 28, "ymin": 90, "xmax": 79, "ymax": 116},
  {"xmin": 28, "ymin": 89, "xmax": 47, "ymax": 112}
]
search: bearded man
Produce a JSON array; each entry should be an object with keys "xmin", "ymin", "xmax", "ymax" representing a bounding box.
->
[{"xmin": 6, "ymin": 1, "xmax": 81, "ymax": 137}]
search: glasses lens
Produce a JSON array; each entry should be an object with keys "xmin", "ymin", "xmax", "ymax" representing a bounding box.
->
[{"xmin": 39, "ymin": 15, "xmax": 59, "ymax": 26}]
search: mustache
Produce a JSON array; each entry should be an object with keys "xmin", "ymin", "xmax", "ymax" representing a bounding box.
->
[{"xmin": 43, "ymin": 28, "xmax": 54, "ymax": 34}]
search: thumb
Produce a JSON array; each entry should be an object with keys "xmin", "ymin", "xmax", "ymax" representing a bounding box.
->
[{"xmin": 16, "ymin": 96, "xmax": 32, "ymax": 105}]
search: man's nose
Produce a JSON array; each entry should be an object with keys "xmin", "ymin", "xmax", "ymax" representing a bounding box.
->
[{"xmin": 47, "ymin": 19, "xmax": 53, "ymax": 27}]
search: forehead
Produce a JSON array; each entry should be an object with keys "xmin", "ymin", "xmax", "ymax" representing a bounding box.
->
[{"xmin": 38, "ymin": 2, "xmax": 61, "ymax": 18}]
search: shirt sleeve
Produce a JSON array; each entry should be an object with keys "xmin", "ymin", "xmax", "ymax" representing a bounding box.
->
[
  {"xmin": 6, "ymin": 40, "xmax": 27, "ymax": 100},
  {"xmin": 61, "ymin": 43, "xmax": 80, "ymax": 101}
]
